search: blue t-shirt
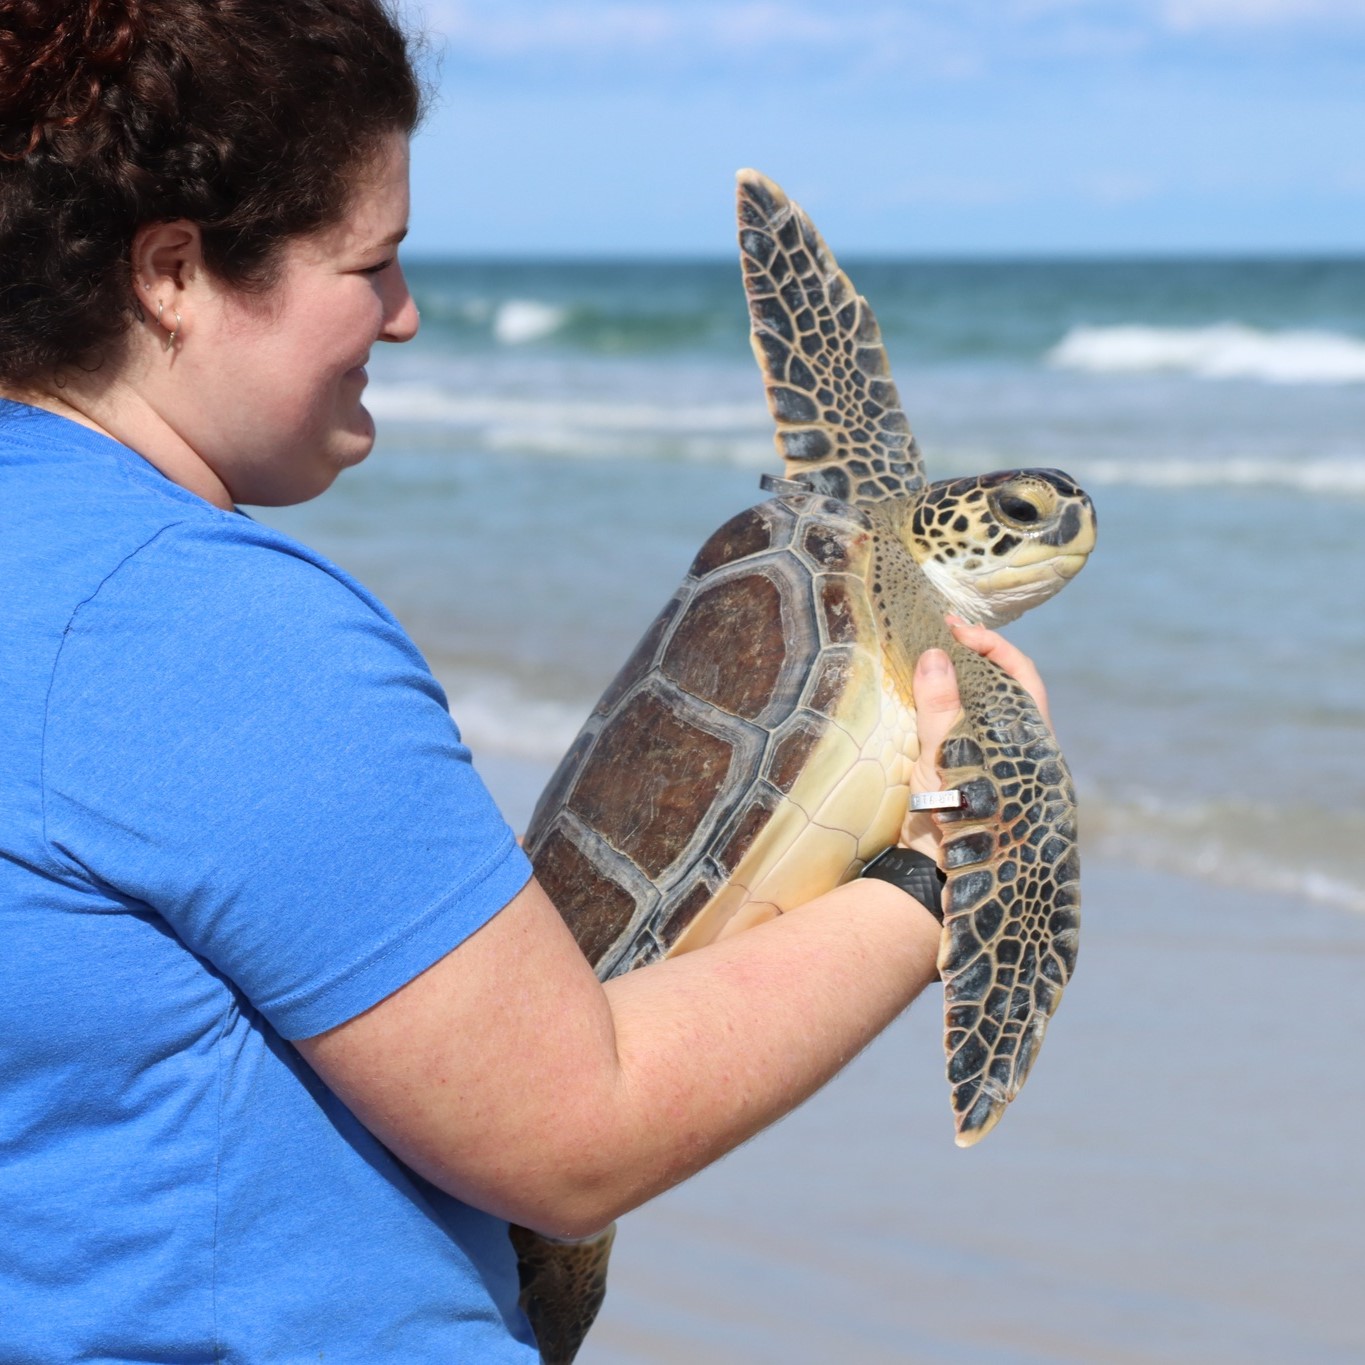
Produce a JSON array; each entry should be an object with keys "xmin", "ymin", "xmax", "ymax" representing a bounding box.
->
[{"xmin": 0, "ymin": 401, "xmax": 541, "ymax": 1362}]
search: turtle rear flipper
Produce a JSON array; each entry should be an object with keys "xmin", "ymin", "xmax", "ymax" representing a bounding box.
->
[
  {"xmin": 509, "ymin": 1222, "xmax": 617, "ymax": 1364},
  {"xmin": 934, "ymin": 655, "xmax": 1081, "ymax": 1146}
]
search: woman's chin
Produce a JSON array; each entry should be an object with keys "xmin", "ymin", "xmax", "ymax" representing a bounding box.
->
[{"xmin": 345, "ymin": 402, "xmax": 377, "ymax": 457}]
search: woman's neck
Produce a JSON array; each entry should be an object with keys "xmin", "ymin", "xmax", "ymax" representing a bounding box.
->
[{"xmin": 1, "ymin": 379, "xmax": 234, "ymax": 510}]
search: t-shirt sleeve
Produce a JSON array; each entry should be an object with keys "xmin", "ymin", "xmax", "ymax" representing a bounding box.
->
[{"xmin": 40, "ymin": 520, "xmax": 533, "ymax": 1040}]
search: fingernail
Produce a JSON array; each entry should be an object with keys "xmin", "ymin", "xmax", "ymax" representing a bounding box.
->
[
  {"xmin": 918, "ymin": 648, "xmax": 950, "ymax": 675},
  {"xmin": 944, "ymin": 613, "xmax": 969, "ymax": 629}
]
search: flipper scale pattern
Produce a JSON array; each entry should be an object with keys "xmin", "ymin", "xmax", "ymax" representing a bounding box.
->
[
  {"xmin": 737, "ymin": 170, "xmax": 925, "ymax": 503},
  {"xmin": 933, "ymin": 651, "xmax": 1081, "ymax": 1147}
]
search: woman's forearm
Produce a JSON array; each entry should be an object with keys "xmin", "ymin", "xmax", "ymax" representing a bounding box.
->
[{"xmin": 297, "ymin": 872, "xmax": 940, "ymax": 1240}]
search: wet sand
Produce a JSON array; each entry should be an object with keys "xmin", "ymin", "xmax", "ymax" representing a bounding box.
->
[{"xmin": 481, "ymin": 754, "xmax": 1365, "ymax": 1365}]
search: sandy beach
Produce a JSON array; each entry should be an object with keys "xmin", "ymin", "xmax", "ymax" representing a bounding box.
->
[
  {"xmin": 486, "ymin": 753, "xmax": 1365, "ymax": 1365},
  {"xmin": 590, "ymin": 863, "xmax": 1365, "ymax": 1363}
]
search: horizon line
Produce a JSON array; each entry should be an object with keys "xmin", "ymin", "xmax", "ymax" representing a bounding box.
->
[{"xmin": 404, "ymin": 247, "xmax": 1365, "ymax": 264}]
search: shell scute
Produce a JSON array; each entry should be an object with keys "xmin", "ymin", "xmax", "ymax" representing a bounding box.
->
[
  {"xmin": 593, "ymin": 594, "xmax": 682, "ymax": 718},
  {"xmin": 766, "ymin": 711, "xmax": 833, "ymax": 796},
  {"xmin": 533, "ymin": 826, "xmax": 641, "ymax": 967},
  {"xmin": 661, "ymin": 572, "xmax": 793, "ymax": 723},
  {"xmin": 659, "ymin": 879, "xmax": 722, "ymax": 952},
  {"xmin": 568, "ymin": 684, "xmax": 736, "ymax": 882},
  {"xmin": 817, "ymin": 574, "xmax": 873, "ymax": 647},
  {"xmin": 532, "ymin": 727, "xmax": 596, "ymax": 829},
  {"xmin": 713, "ymin": 780, "xmax": 787, "ymax": 876},
  {"xmin": 687, "ymin": 502, "xmax": 785, "ymax": 579},
  {"xmin": 804, "ymin": 642, "xmax": 879, "ymax": 734},
  {"xmin": 800, "ymin": 522, "xmax": 866, "ymax": 573},
  {"xmin": 802, "ymin": 644, "xmax": 856, "ymax": 715}
]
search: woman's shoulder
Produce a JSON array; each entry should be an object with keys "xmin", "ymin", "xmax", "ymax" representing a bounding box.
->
[
  {"xmin": 4, "ymin": 414, "xmax": 399, "ymax": 643},
  {"xmin": 1, "ymin": 404, "xmax": 361, "ymax": 618}
]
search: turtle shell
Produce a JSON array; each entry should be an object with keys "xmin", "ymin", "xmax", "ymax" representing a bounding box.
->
[{"xmin": 523, "ymin": 490, "xmax": 913, "ymax": 981}]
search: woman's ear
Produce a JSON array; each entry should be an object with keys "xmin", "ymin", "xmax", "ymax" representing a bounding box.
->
[
  {"xmin": 128, "ymin": 220, "xmax": 206, "ymax": 351},
  {"xmin": 129, "ymin": 220, "xmax": 204, "ymax": 316}
]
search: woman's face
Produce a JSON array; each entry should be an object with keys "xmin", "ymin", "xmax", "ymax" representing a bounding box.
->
[{"xmin": 174, "ymin": 131, "xmax": 418, "ymax": 506}]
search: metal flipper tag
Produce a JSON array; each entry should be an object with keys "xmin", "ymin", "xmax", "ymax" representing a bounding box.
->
[{"xmin": 759, "ymin": 473, "xmax": 814, "ymax": 495}]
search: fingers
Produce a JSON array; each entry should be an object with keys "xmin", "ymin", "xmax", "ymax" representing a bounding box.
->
[
  {"xmin": 900, "ymin": 650, "xmax": 963, "ymax": 854},
  {"xmin": 945, "ymin": 614, "xmax": 1052, "ymax": 731},
  {"xmin": 911, "ymin": 648, "xmax": 962, "ymax": 763}
]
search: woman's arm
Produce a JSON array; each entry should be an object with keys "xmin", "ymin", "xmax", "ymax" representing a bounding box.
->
[{"xmin": 296, "ymin": 622, "xmax": 1043, "ymax": 1239}]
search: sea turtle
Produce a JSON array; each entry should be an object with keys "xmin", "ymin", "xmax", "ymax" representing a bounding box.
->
[{"xmin": 510, "ymin": 170, "xmax": 1096, "ymax": 1363}]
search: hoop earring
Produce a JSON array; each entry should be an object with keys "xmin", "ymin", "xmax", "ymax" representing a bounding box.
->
[{"xmin": 165, "ymin": 311, "xmax": 181, "ymax": 352}]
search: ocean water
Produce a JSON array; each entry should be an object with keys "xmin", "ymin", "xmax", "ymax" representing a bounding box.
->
[{"xmin": 261, "ymin": 255, "xmax": 1365, "ymax": 920}]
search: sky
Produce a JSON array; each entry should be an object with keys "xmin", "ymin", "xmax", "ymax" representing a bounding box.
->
[{"xmin": 403, "ymin": 0, "xmax": 1365, "ymax": 257}]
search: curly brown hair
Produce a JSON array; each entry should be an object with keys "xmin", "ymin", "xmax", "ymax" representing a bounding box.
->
[{"xmin": 0, "ymin": 0, "xmax": 424, "ymax": 386}]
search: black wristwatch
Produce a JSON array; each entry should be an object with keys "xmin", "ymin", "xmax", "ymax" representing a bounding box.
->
[{"xmin": 859, "ymin": 846, "xmax": 947, "ymax": 923}]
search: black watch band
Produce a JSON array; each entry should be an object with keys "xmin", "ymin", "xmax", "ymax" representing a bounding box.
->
[{"xmin": 859, "ymin": 846, "xmax": 947, "ymax": 924}]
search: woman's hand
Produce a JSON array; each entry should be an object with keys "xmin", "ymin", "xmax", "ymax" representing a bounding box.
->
[{"xmin": 898, "ymin": 614, "xmax": 1053, "ymax": 856}]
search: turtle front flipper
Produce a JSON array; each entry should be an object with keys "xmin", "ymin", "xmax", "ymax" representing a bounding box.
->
[
  {"xmin": 509, "ymin": 1222, "xmax": 617, "ymax": 1364},
  {"xmin": 737, "ymin": 170, "xmax": 925, "ymax": 503},
  {"xmin": 933, "ymin": 651, "xmax": 1081, "ymax": 1147}
]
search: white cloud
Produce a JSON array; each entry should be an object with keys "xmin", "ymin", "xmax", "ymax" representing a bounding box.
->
[
  {"xmin": 1159, "ymin": 0, "xmax": 1365, "ymax": 27},
  {"xmin": 423, "ymin": 2, "xmax": 684, "ymax": 57},
  {"xmin": 415, "ymin": 1, "xmax": 1020, "ymax": 72},
  {"xmin": 414, "ymin": 0, "xmax": 1365, "ymax": 76}
]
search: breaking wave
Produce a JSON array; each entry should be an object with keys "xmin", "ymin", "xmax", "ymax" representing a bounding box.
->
[
  {"xmin": 364, "ymin": 382, "xmax": 772, "ymax": 463},
  {"xmin": 1047, "ymin": 323, "xmax": 1365, "ymax": 385},
  {"xmin": 1066, "ymin": 455, "xmax": 1365, "ymax": 497},
  {"xmin": 491, "ymin": 299, "xmax": 571, "ymax": 346},
  {"xmin": 365, "ymin": 384, "xmax": 764, "ymax": 433},
  {"xmin": 366, "ymin": 382, "xmax": 1365, "ymax": 495},
  {"xmin": 410, "ymin": 288, "xmax": 735, "ymax": 353},
  {"xmin": 441, "ymin": 674, "xmax": 584, "ymax": 762},
  {"xmin": 1081, "ymin": 786, "xmax": 1365, "ymax": 916}
]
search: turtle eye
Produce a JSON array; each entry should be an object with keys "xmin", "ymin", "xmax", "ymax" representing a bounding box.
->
[{"xmin": 997, "ymin": 494, "xmax": 1041, "ymax": 524}]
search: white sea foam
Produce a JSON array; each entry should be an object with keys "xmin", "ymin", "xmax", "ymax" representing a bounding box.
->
[
  {"xmin": 1048, "ymin": 323, "xmax": 1365, "ymax": 385},
  {"xmin": 1068, "ymin": 455, "xmax": 1365, "ymax": 496},
  {"xmin": 440, "ymin": 675, "xmax": 584, "ymax": 762},
  {"xmin": 364, "ymin": 381, "xmax": 772, "ymax": 464},
  {"xmin": 365, "ymin": 382, "xmax": 1365, "ymax": 493},
  {"xmin": 482, "ymin": 426, "xmax": 771, "ymax": 466},
  {"xmin": 1083, "ymin": 788, "xmax": 1365, "ymax": 916},
  {"xmin": 365, "ymin": 383, "xmax": 765, "ymax": 433},
  {"xmin": 492, "ymin": 299, "xmax": 572, "ymax": 345}
]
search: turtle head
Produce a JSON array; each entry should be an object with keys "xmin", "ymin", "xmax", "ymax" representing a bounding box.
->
[{"xmin": 901, "ymin": 469, "xmax": 1096, "ymax": 627}]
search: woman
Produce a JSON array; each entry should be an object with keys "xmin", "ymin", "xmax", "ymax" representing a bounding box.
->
[{"xmin": 0, "ymin": 2, "xmax": 1051, "ymax": 1359}]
